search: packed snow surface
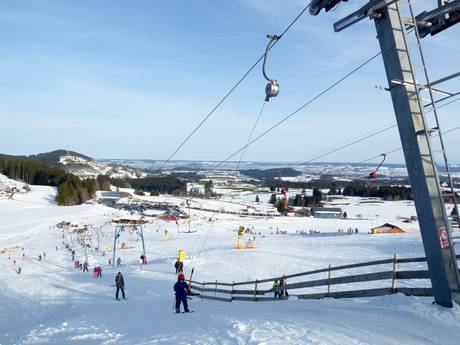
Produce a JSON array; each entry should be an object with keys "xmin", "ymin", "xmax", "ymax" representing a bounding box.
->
[{"xmin": 1, "ymin": 175, "xmax": 460, "ymax": 344}]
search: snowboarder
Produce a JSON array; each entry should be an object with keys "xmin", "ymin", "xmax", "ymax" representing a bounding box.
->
[
  {"xmin": 279, "ymin": 275, "xmax": 289, "ymax": 297},
  {"xmin": 272, "ymin": 280, "xmax": 280, "ymax": 298},
  {"xmin": 83, "ymin": 261, "xmax": 89, "ymax": 273},
  {"xmin": 115, "ymin": 272, "xmax": 126, "ymax": 300},
  {"xmin": 116, "ymin": 257, "xmax": 122, "ymax": 267},
  {"xmin": 173, "ymin": 273, "xmax": 190, "ymax": 313}
]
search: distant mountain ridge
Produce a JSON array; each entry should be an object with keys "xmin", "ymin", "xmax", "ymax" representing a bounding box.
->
[
  {"xmin": 0, "ymin": 149, "xmax": 92, "ymax": 166},
  {"xmin": 0, "ymin": 150, "xmax": 145, "ymax": 179}
]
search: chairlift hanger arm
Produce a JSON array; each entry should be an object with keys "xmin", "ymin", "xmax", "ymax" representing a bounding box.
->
[
  {"xmin": 262, "ymin": 35, "xmax": 280, "ymax": 83},
  {"xmin": 263, "ymin": 34, "xmax": 280, "ymax": 102}
]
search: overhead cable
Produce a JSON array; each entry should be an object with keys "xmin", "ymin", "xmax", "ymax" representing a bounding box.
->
[{"xmin": 159, "ymin": 2, "xmax": 312, "ymax": 170}]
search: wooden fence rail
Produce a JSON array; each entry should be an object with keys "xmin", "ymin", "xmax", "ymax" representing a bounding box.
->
[{"xmin": 190, "ymin": 254, "xmax": 460, "ymax": 302}]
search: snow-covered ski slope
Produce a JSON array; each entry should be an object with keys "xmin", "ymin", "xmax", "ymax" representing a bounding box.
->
[{"xmin": 2, "ymin": 177, "xmax": 460, "ymax": 344}]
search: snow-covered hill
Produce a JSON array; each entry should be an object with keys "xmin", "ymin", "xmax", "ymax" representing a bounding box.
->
[
  {"xmin": 2, "ymin": 178, "xmax": 460, "ymax": 344},
  {"xmin": 59, "ymin": 155, "xmax": 145, "ymax": 179}
]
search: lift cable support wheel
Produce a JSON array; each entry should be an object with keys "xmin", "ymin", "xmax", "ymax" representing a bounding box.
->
[{"xmin": 263, "ymin": 34, "xmax": 280, "ymax": 102}]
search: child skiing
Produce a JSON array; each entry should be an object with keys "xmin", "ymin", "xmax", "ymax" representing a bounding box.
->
[
  {"xmin": 173, "ymin": 273, "xmax": 190, "ymax": 313},
  {"xmin": 115, "ymin": 272, "xmax": 126, "ymax": 300}
]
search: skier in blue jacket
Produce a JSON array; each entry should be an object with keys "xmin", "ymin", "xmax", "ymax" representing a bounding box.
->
[{"xmin": 173, "ymin": 273, "xmax": 190, "ymax": 313}]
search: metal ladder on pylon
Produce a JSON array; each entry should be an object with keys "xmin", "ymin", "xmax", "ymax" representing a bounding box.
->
[{"xmin": 403, "ymin": 0, "xmax": 460, "ymax": 241}]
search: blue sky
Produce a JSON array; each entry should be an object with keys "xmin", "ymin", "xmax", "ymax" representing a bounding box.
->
[{"xmin": 0, "ymin": 0, "xmax": 459, "ymax": 164}]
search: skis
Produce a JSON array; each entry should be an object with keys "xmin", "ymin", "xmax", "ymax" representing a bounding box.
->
[{"xmin": 175, "ymin": 310, "xmax": 194, "ymax": 314}]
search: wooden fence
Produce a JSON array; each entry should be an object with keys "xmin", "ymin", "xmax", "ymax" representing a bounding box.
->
[{"xmin": 190, "ymin": 254, "xmax": 460, "ymax": 302}]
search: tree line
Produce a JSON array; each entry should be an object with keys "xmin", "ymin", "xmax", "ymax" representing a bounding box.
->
[
  {"xmin": 0, "ymin": 157, "xmax": 111, "ymax": 205},
  {"xmin": 111, "ymin": 175, "xmax": 187, "ymax": 196}
]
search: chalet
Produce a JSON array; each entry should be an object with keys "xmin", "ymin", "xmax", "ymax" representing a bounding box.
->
[{"xmin": 311, "ymin": 207, "xmax": 343, "ymax": 219}]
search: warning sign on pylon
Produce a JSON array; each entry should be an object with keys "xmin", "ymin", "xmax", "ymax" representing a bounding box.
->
[{"xmin": 438, "ymin": 227, "xmax": 450, "ymax": 249}]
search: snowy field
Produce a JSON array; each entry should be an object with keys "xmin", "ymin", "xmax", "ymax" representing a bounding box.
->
[{"xmin": 2, "ymin": 175, "xmax": 460, "ymax": 344}]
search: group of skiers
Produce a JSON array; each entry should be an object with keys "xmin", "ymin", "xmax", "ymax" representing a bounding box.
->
[
  {"xmin": 272, "ymin": 275, "xmax": 289, "ymax": 298},
  {"xmin": 62, "ymin": 240, "xmax": 192, "ymax": 311}
]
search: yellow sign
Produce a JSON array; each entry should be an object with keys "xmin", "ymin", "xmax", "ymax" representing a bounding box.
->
[{"xmin": 179, "ymin": 249, "xmax": 186, "ymax": 261}]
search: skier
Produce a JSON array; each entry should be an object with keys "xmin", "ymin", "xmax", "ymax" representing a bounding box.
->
[
  {"xmin": 17, "ymin": 267, "xmax": 21, "ymax": 274},
  {"xmin": 38, "ymin": 254, "xmax": 42, "ymax": 262},
  {"xmin": 272, "ymin": 279, "xmax": 280, "ymax": 298},
  {"xmin": 279, "ymin": 275, "xmax": 289, "ymax": 297},
  {"xmin": 116, "ymin": 257, "xmax": 122, "ymax": 267},
  {"xmin": 173, "ymin": 273, "xmax": 190, "ymax": 313},
  {"xmin": 174, "ymin": 259, "xmax": 181, "ymax": 273},
  {"xmin": 83, "ymin": 261, "xmax": 89, "ymax": 273},
  {"xmin": 115, "ymin": 272, "xmax": 126, "ymax": 300},
  {"xmin": 71, "ymin": 250, "xmax": 75, "ymax": 261}
]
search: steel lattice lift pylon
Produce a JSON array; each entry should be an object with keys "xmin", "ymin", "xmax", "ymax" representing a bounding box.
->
[
  {"xmin": 310, "ymin": 0, "xmax": 460, "ymax": 307},
  {"xmin": 112, "ymin": 224, "xmax": 146, "ymax": 267}
]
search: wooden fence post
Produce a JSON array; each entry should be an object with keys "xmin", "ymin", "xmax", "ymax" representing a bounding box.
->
[
  {"xmin": 391, "ymin": 254, "xmax": 398, "ymax": 293},
  {"xmin": 327, "ymin": 264, "xmax": 331, "ymax": 295},
  {"xmin": 202, "ymin": 281, "xmax": 206, "ymax": 301},
  {"xmin": 231, "ymin": 281, "xmax": 234, "ymax": 302},
  {"xmin": 254, "ymin": 279, "xmax": 258, "ymax": 302}
]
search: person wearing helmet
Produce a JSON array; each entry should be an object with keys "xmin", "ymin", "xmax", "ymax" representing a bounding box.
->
[{"xmin": 173, "ymin": 273, "xmax": 190, "ymax": 313}]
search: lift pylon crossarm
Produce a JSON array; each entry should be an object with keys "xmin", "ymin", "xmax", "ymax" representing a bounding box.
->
[
  {"xmin": 390, "ymin": 79, "xmax": 454, "ymax": 97},
  {"xmin": 415, "ymin": 0, "xmax": 460, "ymax": 37},
  {"xmin": 332, "ymin": 0, "xmax": 397, "ymax": 32}
]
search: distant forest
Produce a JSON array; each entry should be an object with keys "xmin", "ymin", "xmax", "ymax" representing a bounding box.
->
[
  {"xmin": 265, "ymin": 179, "xmax": 413, "ymax": 202},
  {"xmin": 0, "ymin": 157, "xmax": 110, "ymax": 205},
  {"xmin": 111, "ymin": 175, "xmax": 187, "ymax": 195},
  {"xmin": 241, "ymin": 168, "xmax": 301, "ymax": 180}
]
